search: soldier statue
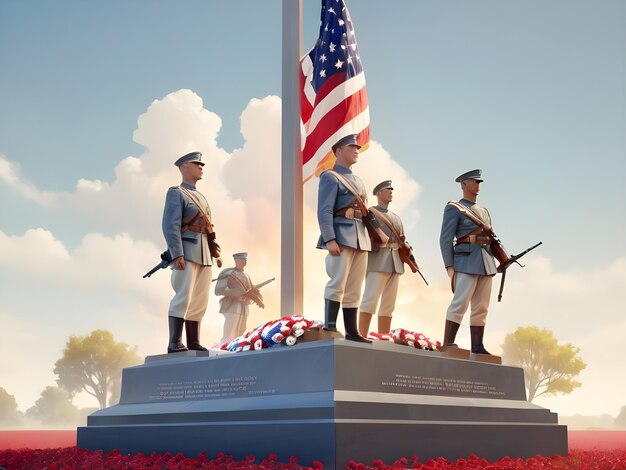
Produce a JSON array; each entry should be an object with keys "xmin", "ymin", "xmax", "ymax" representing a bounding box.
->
[
  {"xmin": 359, "ymin": 180, "xmax": 406, "ymax": 336},
  {"xmin": 316, "ymin": 134, "xmax": 388, "ymax": 343},
  {"xmin": 440, "ymin": 169, "xmax": 496, "ymax": 355},
  {"xmin": 215, "ymin": 252, "xmax": 258, "ymax": 345},
  {"xmin": 162, "ymin": 151, "xmax": 221, "ymax": 353}
]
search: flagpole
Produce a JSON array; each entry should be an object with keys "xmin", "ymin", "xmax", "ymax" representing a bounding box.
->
[{"xmin": 281, "ymin": 0, "xmax": 303, "ymax": 315}]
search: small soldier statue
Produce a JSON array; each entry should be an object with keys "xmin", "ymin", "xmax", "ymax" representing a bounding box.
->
[{"xmin": 215, "ymin": 252, "xmax": 265, "ymax": 345}]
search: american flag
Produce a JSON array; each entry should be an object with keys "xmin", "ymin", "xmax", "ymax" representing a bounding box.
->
[{"xmin": 300, "ymin": 0, "xmax": 370, "ymax": 183}]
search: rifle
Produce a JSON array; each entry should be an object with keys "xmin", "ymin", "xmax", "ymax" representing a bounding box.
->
[
  {"xmin": 143, "ymin": 251, "xmax": 173, "ymax": 278},
  {"xmin": 254, "ymin": 277, "xmax": 276, "ymax": 289},
  {"xmin": 369, "ymin": 206, "xmax": 428, "ymax": 286},
  {"xmin": 496, "ymin": 242, "xmax": 542, "ymax": 302},
  {"xmin": 214, "ymin": 275, "xmax": 275, "ymax": 308},
  {"xmin": 243, "ymin": 277, "xmax": 275, "ymax": 308},
  {"xmin": 398, "ymin": 242, "xmax": 429, "ymax": 286},
  {"xmin": 446, "ymin": 201, "xmax": 542, "ymax": 301}
]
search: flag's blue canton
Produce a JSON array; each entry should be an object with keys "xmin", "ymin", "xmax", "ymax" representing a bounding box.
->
[{"xmin": 308, "ymin": 0, "xmax": 363, "ymax": 93}]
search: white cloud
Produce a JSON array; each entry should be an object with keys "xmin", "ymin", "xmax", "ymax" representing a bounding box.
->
[
  {"xmin": 0, "ymin": 155, "xmax": 60, "ymax": 205},
  {"xmin": 0, "ymin": 228, "xmax": 71, "ymax": 274},
  {"xmin": 0, "ymin": 89, "xmax": 624, "ymax": 418}
]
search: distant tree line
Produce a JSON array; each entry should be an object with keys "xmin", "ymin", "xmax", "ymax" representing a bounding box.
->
[{"xmin": 1, "ymin": 330, "xmax": 140, "ymax": 427}]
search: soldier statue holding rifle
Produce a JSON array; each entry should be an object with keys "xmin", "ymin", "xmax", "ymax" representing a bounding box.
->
[
  {"xmin": 161, "ymin": 151, "xmax": 222, "ymax": 354},
  {"xmin": 440, "ymin": 168, "xmax": 541, "ymax": 356},
  {"xmin": 440, "ymin": 169, "xmax": 496, "ymax": 355},
  {"xmin": 215, "ymin": 252, "xmax": 274, "ymax": 345},
  {"xmin": 358, "ymin": 180, "xmax": 406, "ymax": 336}
]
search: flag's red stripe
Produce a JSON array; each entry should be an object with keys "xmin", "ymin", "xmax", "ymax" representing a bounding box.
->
[
  {"xmin": 300, "ymin": 68, "xmax": 314, "ymax": 125},
  {"xmin": 312, "ymin": 71, "xmax": 348, "ymax": 107},
  {"xmin": 356, "ymin": 127, "xmax": 369, "ymax": 148},
  {"xmin": 302, "ymin": 86, "xmax": 368, "ymax": 165}
]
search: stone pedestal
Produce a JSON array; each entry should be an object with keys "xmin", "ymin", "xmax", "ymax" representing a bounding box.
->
[{"xmin": 78, "ymin": 340, "xmax": 567, "ymax": 469}]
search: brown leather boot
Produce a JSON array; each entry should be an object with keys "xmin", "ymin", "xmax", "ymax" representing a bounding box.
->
[
  {"xmin": 167, "ymin": 316, "xmax": 188, "ymax": 353},
  {"xmin": 470, "ymin": 325, "xmax": 491, "ymax": 355},
  {"xmin": 185, "ymin": 320, "xmax": 208, "ymax": 351},
  {"xmin": 443, "ymin": 320, "xmax": 461, "ymax": 347}
]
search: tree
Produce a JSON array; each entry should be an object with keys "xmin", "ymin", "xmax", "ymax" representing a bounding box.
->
[
  {"xmin": 53, "ymin": 330, "xmax": 141, "ymax": 409},
  {"xmin": 501, "ymin": 326, "xmax": 586, "ymax": 402},
  {"xmin": 26, "ymin": 386, "xmax": 80, "ymax": 425},
  {"xmin": 0, "ymin": 387, "xmax": 23, "ymax": 426}
]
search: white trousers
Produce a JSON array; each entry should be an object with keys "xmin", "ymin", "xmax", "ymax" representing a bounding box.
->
[
  {"xmin": 168, "ymin": 262, "xmax": 212, "ymax": 322},
  {"xmin": 446, "ymin": 272, "xmax": 493, "ymax": 326},
  {"xmin": 359, "ymin": 271, "xmax": 400, "ymax": 317},
  {"xmin": 324, "ymin": 247, "xmax": 368, "ymax": 308},
  {"xmin": 220, "ymin": 313, "xmax": 248, "ymax": 345}
]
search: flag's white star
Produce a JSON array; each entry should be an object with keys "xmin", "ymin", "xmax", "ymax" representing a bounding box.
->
[
  {"xmin": 334, "ymin": 59, "xmax": 344, "ymax": 69},
  {"xmin": 329, "ymin": 42, "xmax": 336, "ymax": 52},
  {"xmin": 320, "ymin": 69, "xmax": 326, "ymax": 78},
  {"xmin": 338, "ymin": 19, "xmax": 345, "ymax": 26},
  {"xmin": 328, "ymin": 7, "xmax": 336, "ymax": 14},
  {"xmin": 319, "ymin": 54, "xmax": 327, "ymax": 63}
]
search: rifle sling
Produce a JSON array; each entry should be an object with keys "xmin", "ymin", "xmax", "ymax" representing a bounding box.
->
[
  {"xmin": 446, "ymin": 200, "xmax": 491, "ymax": 232},
  {"xmin": 177, "ymin": 186, "xmax": 215, "ymax": 235},
  {"xmin": 369, "ymin": 206, "xmax": 403, "ymax": 243},
  {"xmin": 326, "ymin": 170, "xmax": 369, "ymax": 215}
]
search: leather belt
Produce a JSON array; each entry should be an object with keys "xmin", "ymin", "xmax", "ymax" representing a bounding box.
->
[
  {"xmin": 456, "ymin": 234, "xmax": 491, "ymax": 245},
  {"xmin": 334, "ymin": 206, "xmax": 363, "ymax": 220},
  {"xmin": 183, "ymin": 224, "xmax": 206, "ymax": 234}
]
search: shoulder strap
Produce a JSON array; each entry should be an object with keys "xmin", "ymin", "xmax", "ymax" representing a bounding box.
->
[
  {"xmin": 229, "ymin": 270, "xmax": 253, "ymax": 291},
  {"xmin": 369, "ymin": 207, "xmax": 403, "ymax": 242},
  {"xmin": 178, "ymin": 186, "xmax": 214, "ymax": 234},
  {"xmin": 446, "ymin": 200, "xmax": 492, "ymax": 231},
  {"xmin": 326, "ymin": 170, "xmax": 369, "ymax": 214}
]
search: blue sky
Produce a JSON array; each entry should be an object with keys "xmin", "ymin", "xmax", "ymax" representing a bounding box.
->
[{"xmin": 1, "ymin": 0, "xmax": 625, "ymax": 419}]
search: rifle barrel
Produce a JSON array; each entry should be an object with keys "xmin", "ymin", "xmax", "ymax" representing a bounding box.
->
[
  {"xmin": 512, "ymin": 241, "xmax": 543, "ymax": 260},
  {"xmin": 417, "ymin": 269, "xmax": 429, "ymax": 286},
  {"xmin": 143, "ymin": 262, "xmax": 166, "ymax": 279}
]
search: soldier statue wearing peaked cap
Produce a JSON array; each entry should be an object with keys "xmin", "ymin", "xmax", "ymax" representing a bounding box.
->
[
  {"xmin": 439, "ymin": 169, "xmax": 496, "ymax": 356},
  {"xmin": 359, "ymin": 180, "xmax": 406, "ymax": 336},
  {"xmin": 162, "ymin": 151, "xmax": 222, "ymax": 353},
  {"xmin": 214, "ymin": 252, "xmax": 253, "ymax": 345},
  {"xmin": 316, "ymin": 134, "xmax": 389, "ymax": 343}
]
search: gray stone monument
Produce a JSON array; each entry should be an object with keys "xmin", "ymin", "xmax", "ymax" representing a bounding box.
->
[{"xmin": 78, "ymin": 339, "xmax": 567, "ymax": 469}]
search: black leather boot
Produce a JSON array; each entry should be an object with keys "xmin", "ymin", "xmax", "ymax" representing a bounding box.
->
[
  {"xmin": 167, "ymin": 316, "xmax": 188, "ymax": 353},
  {"xmin": 185, "ymin": 320, "xmax": 208, "ymax": 351},
  {"xmin": 470, "ymin": 325, "xmax": 491, "ymax": 355},
  {"xmin": 323, "ymin": 299, "xmax": 340, "ymax": 332},
  {"xmin": 343, "ymin": 307, "xmax": 372, "ymax": 343},
  {"xmin": 443, "ymin": 320, "xmax": 461, "ymax": 347}
]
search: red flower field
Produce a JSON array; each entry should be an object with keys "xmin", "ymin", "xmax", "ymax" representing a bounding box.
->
[{"xmin": 0, "ymin": 430, "xmax": 625, "ymax": 469}]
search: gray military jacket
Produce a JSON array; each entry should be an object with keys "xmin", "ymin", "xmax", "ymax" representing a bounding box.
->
[
  {"xmin": 162, "ymin": 182, "xmax": 213, "ymax": 266},
  {"xmin": 439, "ymin": 199, "xmax": 496, "ymax": 276},
  {"xmin": 214, "ymin": 268, "xmax": 251, "ymax": 316},
  {"xmin": 316, "ymin": 165, "xmax": 372, "ymax": 251},
  {"xmin": 367, "ymin": 206, "xmax": 404, "ymax": 274}
]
